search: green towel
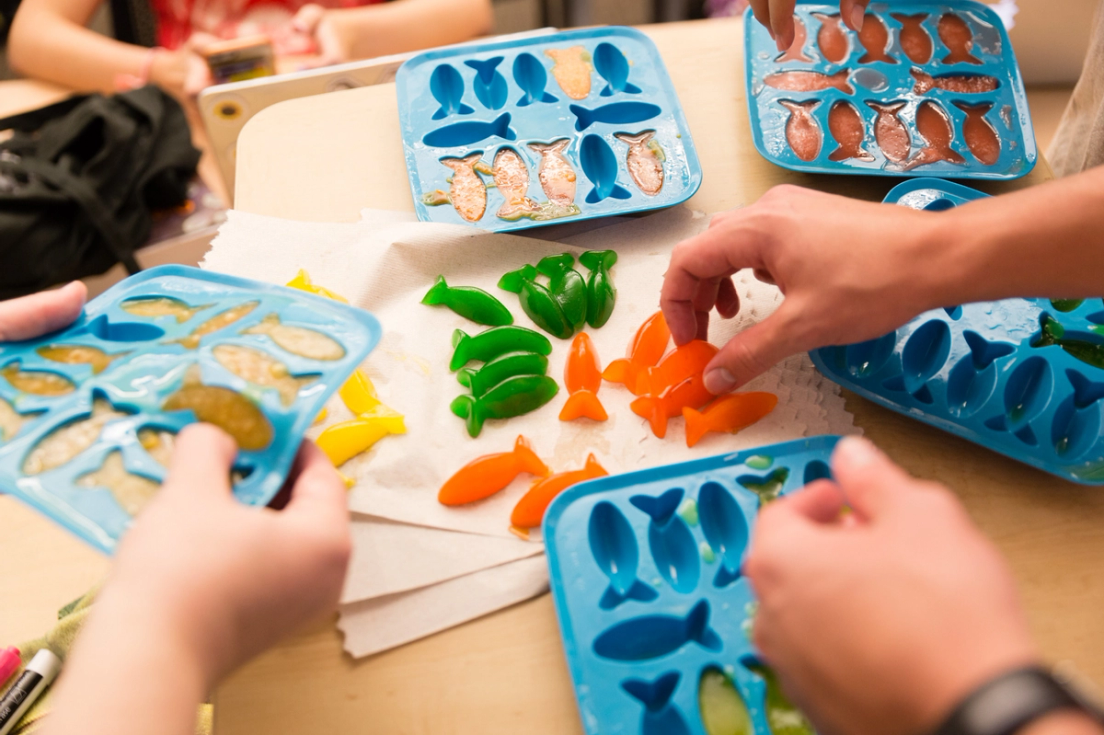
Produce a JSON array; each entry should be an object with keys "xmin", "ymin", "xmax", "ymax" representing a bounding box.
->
[{"xmin": 12, "ymin": 586, "xmax": 212, "ymax": 735}]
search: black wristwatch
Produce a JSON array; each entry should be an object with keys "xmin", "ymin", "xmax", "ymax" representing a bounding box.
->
[{"xmin": 931, "ymin": 666, "xmax": 1104, "ymax": 735}]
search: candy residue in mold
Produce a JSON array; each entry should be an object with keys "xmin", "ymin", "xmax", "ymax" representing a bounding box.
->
[
  {"xmin": 77, "ymin": 451, "xmax": 159, "ymax": 516},
  {"xmin": 827, "ymin": 100, "xmax": 875, "ymax": 163},
  {"xmin": 911, "ymin": 69, "xmax": 999, "ymax": 95},
  {"xmin": 903, "ymin": 101, "xmax": 966, "ymax": 170},
  {"xmin": 616, "ymin": 131, "xmax": 664, "ymax": 196},
  {"xmin": 1, "ymin": 361, "xmax": 76, "ymax": 396},
  {"xmin": 121, "ymin": 296, "xmax": 212, "ymax": 323},
  {"xmin": 779, "ymin": 100, "xmax": 822, "ymax": 162},
  {"xmin": 745, "ymin": 454, "xmax": 773, "ymax": 469},
  {"xmin": 776, "ymin": 15, "xmax": 814, "ymax": 63},
  {"xmin": 440, "ymin": 153, "xmax": 490, "ymax": 222},
  {"xmin": 738, "ymin": 467, "xmax": 790, "ymax": 506},
  {"xmin": 213, "ymin": 344, "xmax": 316, "ymax": 407},
  {"xmin": 955, "ymin": 101, "xmax": 1001, "ymax": 165},
  {"xmin": 867, "ymin": 101, "xmax": 911, "ymax": 163},
  {"xmin": 492, "ymin": 147, "xmax": 541, "ymax": 221},
  {"xmin": 162, "ymin": 366, "xmax": 274, "ymax": 451},
  {"xmin": 893, "ymin": 13, "xmax": 933, "ymax": 64},
  {"xmin": 0, "ymin": 397, "xmax": 31, "ymax": 442},
  {"xmin": 37, "ymin": 345, "xmax": 130, "ymax": 375},
  {"xmin": 528, "ymin": 139, "xmax": 579, "ymax": 211},
  {"xmin": 545, "ymin": 46, "xmax": 592, "ymax": 100},
  {"xmin": 23, "ymin": 399, "xmax": 128, "ymax": 475},
  {"xmin": 698, "ymin": 667, "xmax": 752, "ymax": 735},
  {"xmin": 172, "ymin": 300, "xmax": 259, "ymax": 350},
  {"xmin": 242, "ymin": 313, "xmax": 345, "ymax": 361},
  {"xmin": 677, "ymin": 497, "xmax": 699, "ymax": 526},
  {"xmin": 764, "ymin": 69, "xmax": 853, "ymax": 94},
  {"xmin": 857, "ymin": 13, "xmax": 896, "ymax": 64},
  {"xmin": 699, "ymin": 541, "xmax": 715, "ymax": 563}
]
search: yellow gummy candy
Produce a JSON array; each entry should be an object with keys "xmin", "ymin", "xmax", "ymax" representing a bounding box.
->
[
  {"xmin": 316, "ymin": 405, "xmax": 406, "ymax": 467},
  {"xmin": 285, "ymin": 269, "xmax": 349, "ymax": 304},
  {"xmin": 314, "ymin": 407, "xmax": 328, "ymax": 425},
  {"xmin": 339, "ymin": 369, "xmax": 381, "ymax": 415},
  {"xmin": 338, "ymin": 471, "xmax": 356, "ymax": 489}
]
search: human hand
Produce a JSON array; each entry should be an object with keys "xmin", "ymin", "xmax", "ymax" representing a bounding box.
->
[
  {"xmin": 149, "ymin": 35, "xmax": 216, "ymax": 100},
  {"xmin": 660, "ymin": 185, "xmax": 955, "ymax": 395},
  {"xmin": 749, "ymin": 0, "xmax": 869, "ymax": 51},
  {"xmin": 0, "ymin": 281, "xmax": 86, "ymax": 342},
  {"xmin": 745, "ymin": 437, "xmax": 1039, "ymax": 735},
  {"xmin": 101, "ymin": 425, "xmax": 351, "ymax": 685},
  {"xmin": 288, "ymin": 4, "xmax": 352, "ymax": 68}
]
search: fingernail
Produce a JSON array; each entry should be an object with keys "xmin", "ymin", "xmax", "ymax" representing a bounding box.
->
[
  {"xmin": 836, "ymin": 437, "xmax": 879, "ymax": 468},
  {"xmin": 851, "ymin": 6, "xmax": 865, "ymax": 30},
  {"xmin": 704, "ymin": 368, "xmax": 736, "ymax": 394}
]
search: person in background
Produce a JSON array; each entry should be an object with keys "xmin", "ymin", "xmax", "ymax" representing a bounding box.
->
[
  {"xmin": 660, "ymin": 2, "xmax": 1104, "ymax": 734},
  {"xmin": 0, "ymin": 283, "xmax": 352, "ymax": 735},
  {"xmin": 6, "ymin": 0, "xmax": 493, "ymax": 100}
]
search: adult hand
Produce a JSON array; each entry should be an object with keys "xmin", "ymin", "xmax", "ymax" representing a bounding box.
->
[
  {"xmin": 0, "ymin": 281, "xmax": 86, "ymax": 342},
  {"xmin": 660, "ymin": 185, "xmax": 954, "ymax": 395},
  {"xmin": 749, "ymin": 0, "xmax": 868, "ymax": 51},
  {"xmin": 745, "ymin": 437, "xmax": 1039, "ymax": 735},
  {"xmin": 100, "ymin": 425, "xmax": 351, "ymax": 684},
  {"xmin": 150, "ymin": 34, "xmax": 216, "ymax": 100}
]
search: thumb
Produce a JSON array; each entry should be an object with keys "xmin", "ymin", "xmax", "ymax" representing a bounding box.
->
[
  {"xmin": 703, "ymin": 302, "xmax": 801, "ymax": 394},
  {"xmin": 164, "ymin": 423, "xmax": 237, "ymax": 502},
  {"xmin": 830, "ymin": 437, "xmax": 913, "ymax": 522},
  {"xmin": 840, "ymin": 0, "xmax": 869, "ymax": 31},
  {"xmin": 291, "ymin": 3, "xmax": 325, "ymax": 33}
]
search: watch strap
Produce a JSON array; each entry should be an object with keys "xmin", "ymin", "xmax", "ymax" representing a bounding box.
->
[{"xmin": 932, "ymin": 666, "xmax": 1104, "ymax": 735}]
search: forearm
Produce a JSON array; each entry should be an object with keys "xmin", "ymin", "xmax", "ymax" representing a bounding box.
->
[
  {"xmin": 333, "ymin": 0, "xmax": 493, "ymax": 58},
  {"xmin": 8, "ymin": 6, "xmax": 150, "ymax": 93},
  {"xmin": 924, "ymin": 165, "xmax": 1104, "ymax": 307},
  {"xmin": 38, "ymin": 583, "xmax": 210, "ymax": 735}
]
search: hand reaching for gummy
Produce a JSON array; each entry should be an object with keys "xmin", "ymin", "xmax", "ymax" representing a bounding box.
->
[
  {"xmin": 661, "ymin": 186, "xmax": 954, "ymax": 394},
  {"xmin": 749, "ymin": 0, "xmax": 871, "ymax": 51}
]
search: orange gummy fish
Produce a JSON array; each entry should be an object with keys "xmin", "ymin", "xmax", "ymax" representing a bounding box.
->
[
  {"xmin": 682, "ymin": 392, "xmax": 778, "ymax": 448},
  {"xmin": 560, "ymin": 332, "xmax": 607, "ymax": 422},
  {"xmin": 511, "ymin": 453, "xmax": 607, "ymax": 529},
  {"xmin": 630, "ymin": 340, "xmax": 719, "ymax": 438},
  {"xmin": 438, "ymin": 435, "xmax": 549, "ymax": 506},
  {"xmin": 602, "ymin": 311, "xmax": 671, "ymax": 395}
]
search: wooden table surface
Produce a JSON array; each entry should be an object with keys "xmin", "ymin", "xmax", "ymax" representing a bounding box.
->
[{"xmin": 3, "ymin": 16, "xmax": 1102, "ymax": 735}]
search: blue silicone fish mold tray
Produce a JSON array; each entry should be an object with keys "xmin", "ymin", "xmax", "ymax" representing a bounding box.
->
[
  {"xmin": 744, "ymin": 0, "xmax": 1036, "ymax": 179},
  {"xmin": 545, "ymin": 436, "xmax": 839, "ymax": 735},
  {"xmin": 396, "ymin": 26, "xmax": 702, "ymax": 232},
  {"xmin": 811, "ymin": 179, "xmax": 1104, "ymax": 484},
  {"xmin": 0, "ymin": 265, "xmax": 381, "ymax": 553}
]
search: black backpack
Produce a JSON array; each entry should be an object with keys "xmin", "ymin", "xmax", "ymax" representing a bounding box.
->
[{"xmin": 0, "ymin": 85, "xmax": 200, "ymax": 299}]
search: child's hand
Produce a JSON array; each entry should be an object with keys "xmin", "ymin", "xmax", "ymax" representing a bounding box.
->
[
  {"xmin": 289, "ymin": 4, "xmax": 352, "ymax": 68},
  {"xmin": 746, "ymin": 437, "xmax": 1039, "ymax": 735},
  {"xmin": 749, "ymin": 0, "xmax": 869, "ymax": 51},
  {"xmin": 103, "ymin": 425, "xmax": 351, "ymax": 684},
  {"xmin": 660, "ymin": 185, "xmax": 953, "ymax": 394},
  {"xmin": 0, "ymin": 281, "xmax": 86, "ymax": 341}
]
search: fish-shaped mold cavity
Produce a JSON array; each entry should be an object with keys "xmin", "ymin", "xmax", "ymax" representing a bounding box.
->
[
  {"xmin": 162, "ymin": 365, "xmax": 274, "ymax": 451},
  {"xmin": 242, "ymin": 313, "xmax": 345, "ymax": 361},
  {"xmin": 892, "ymin": 13, "xmax": 933, "ymax": 64},
  {"xmin": 212, "ymin": 344, "xmax": 317, "ymax": 407},
  {"xmin": 1001, "ymin": 356, "xmax": 1054, "ymax": 433},
  {"xmin": 120, "ymin": 296, "xmax": 212, "ymax": 323},
  {"xmin": 697, "ymin": 482, "xmax": 749, "ymax": 588},
  {"xmin": 0, "ymin": 360, "xmax": 75, "ymax": 396},
  {"xmin": 171, "ymin": 300, "xmax": 259, "ymax": 350},
  {"xmin": 492, "ymin": 147, "xmax": 540, "ymax": 221},
  {"xmin": 0, "ymin": 396, "xmax": 37, "ymax": 442},
  {"xmin": 1050, "ymin": 393, "xmax": 1101, "ymax": 460},
  {"xmin": 737, "ymin": 467, "xmax": 790, "ymax": 507},
  {"xmin": 441, "ymin": 153, "xmax": 490, "ymax": 222},
  {"xmin": 545, "ymin": 46, "xmax": 593, "ymax": 100},
  {"xmin": 422, "ymin": 112, "xmax": 516, "ymax": 148},
  {"xmin": 22, "ymin": 398, "xmax": 129, "ymax": 475},
  {"xmin": 1067, "ymin": 369, "xmax": 1104, "ymax": 408},
  {"xmin": 938, "ymin": 13, "xmax": 982, "ymax": 65},
  {"xmin": 954, "ymin": 101, "xmax": 1001, "ymax": 165},
  {"xmin": 827, "ymin": 100, "xmax": 874, "ymax": 162},
  {"xmin": 804, "ymin": 459, "xmax": 831, "ymax": 484},
  {"xmin": 630, "ymin": 488, "xmax": 700, "ymax": 594},
  {"xmin": 699, "ymin": 667, "xmax": 753, "ymax": 735},
  {"xmin": 624, "ymin": 672, "xmax": 693, "ymax": 735},
  {"xmin": 593, "ymin": 599, "xmax": 722, "ymax": 661},
  {"xmin": 740, "ymin": 656, "xmax": 815, "ymax": 735},
  {"xmin": 812, "ymin": 13, "xmax": 848, "ymax": 64},
  {"xmin": 778, "ymin": 100, "xmax": 822, "ymax": 162},
  {"xmin": 858, "ymin": 13, "xmax": 896, "ymax": 64},
  {"xmin": 946, "ymin": 331, "xmax": 1015, "ymax": 418},
  {"xmin": 764, "ymin": 69, "xmax": 853, "ymax": 94},
  {"xmin": 903, "ymin": 100, "xmax": 966, "ymax": 170},
  {"xmin": 911, "ymin": 68, "xmax": 999, "ymax": 95},
  {"xmin": 615, "ymin": 130, "xmax": 664, "ymax": 195},
  {"xmin": 429, "ymin": 64, "xmax": 473, "ymax": 120},
  {"xmin": 528, "ymin": 139, "xmax": 578, "ymax": 209},
  {"xmin": 776, "ymin": 15, "xmax": 814, "ymax": 63},
  {"xmin": 580, "ymin": 134, "xmax": 631, "ymax": 204},
  {"xmin": 900, "ymin": 319, "xmax": 951, "ymax": 396},
  {"xmin": 464, "ymin": 57, "xmax": 508, "ymax": 111},
  {"xmin": 77, "ymin": 451, "xmax": 160, "ymax": 516},
  {"xmin": 570, "ymin": 101, "xmax": 661, "ymax": 132},
  {"xmin": 589, "ymin": 500, "xmax": 658, "ymax": 610},
  {"xmin": 512, "ymin": 52, "xmax": 557, "ymax": 106},
  {"xmin": 78, "ymin": 314, "xmax": 164, "ymax": 342},
  {"xmin": 865, "ymin": 101, "xmax": 911, "ymax": 163},
  {"xmin": 138, "ymin": 426, "xmax": 176, "ymax": 467},
  {"xmin": 843, "ymin": 330, "xmax": 897, "ymax": 377},
  {"xmin": 36, "ymin": 344, "xmax": 130, "ymax": 375},
  {"xmin": 594, "ymin": 42, "xmax": 642, "ymax": 96}
]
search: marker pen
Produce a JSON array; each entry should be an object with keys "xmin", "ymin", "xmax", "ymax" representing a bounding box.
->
[
  {"xmin": 0, "ymin": 649, "xmax": 18, "ymax": 688},
  {"xmin": 0, "ymin": 649, "xmax": 62, "ymax": 735}
]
